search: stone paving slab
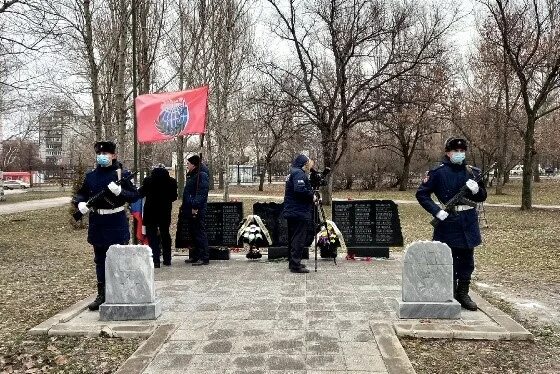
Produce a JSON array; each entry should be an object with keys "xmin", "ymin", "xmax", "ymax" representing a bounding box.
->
[{"xmin": 30, "ymin": 252, "xmax": 532, "ymax": 373}]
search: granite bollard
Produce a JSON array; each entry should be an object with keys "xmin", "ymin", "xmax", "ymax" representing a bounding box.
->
[
  {"xmin": 398, "ymin": 241, "xmax": 460, "ymax": 319},
  {"xmin": 99, "ymin": 245, "xmax": 161, "ymax": 321}
]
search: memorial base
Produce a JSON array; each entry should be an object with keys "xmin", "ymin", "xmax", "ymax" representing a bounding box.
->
[
  {"xmin": 267, "ymin": 247, "xmax": 309, "ymax": 260},
  {"xmin": 398, "ymin": 300, "xmax": 461, "ymax": 319},
  {"xmin": 189, "ymin": 247, "xmax": 231, "ymax": 260},
  {"xmin": 99, "ymin": 300, "xmax": 161, "ymax": 321},
  {"xmin": 347, "ymin": 247, "xmax": 390, "ymax": 258}
]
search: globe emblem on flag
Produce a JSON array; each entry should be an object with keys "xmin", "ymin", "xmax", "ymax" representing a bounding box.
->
[{"xmin": 155, "ymin": 99, "xmax": 189, "ymax": 136}]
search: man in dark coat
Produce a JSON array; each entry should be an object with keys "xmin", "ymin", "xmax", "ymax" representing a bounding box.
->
[
  {"xmin": 139, "ymin": 164, "xmax": 178, "ymax": 267},
  {"xmin": 283, "ymin": 154, "xmax": 315, "ymax": 273},
  {"xmin": 74, "ymin": 141, "xmax": 139, "ymax": 311},
  {"xmin": 180, "ymin": 154, "xmax": 210, "ymax": 266},
  {"xmin": 416, "ymin": 137, "xmax": 487, "ymax": 310}
]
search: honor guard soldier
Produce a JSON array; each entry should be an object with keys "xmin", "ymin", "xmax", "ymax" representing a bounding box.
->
[
  {"xmin": 74, "ymin": 141, "xmax": 139, "ymax": 311},
  {"xmin": 416, "ymin": 137, "xmax": 487, "ymax": 310}
]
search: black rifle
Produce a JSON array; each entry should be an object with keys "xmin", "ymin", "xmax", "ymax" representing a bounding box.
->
[
  {"xmin": 73, "ymin": 171, "xmax": 137, "ymax": 221},
  {"xmin": 430, "ymin": 162, "xmax": 496, "ymax": 227}
]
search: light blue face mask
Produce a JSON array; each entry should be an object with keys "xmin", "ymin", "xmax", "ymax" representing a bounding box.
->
[
  {"xmin": 96, "ymin": 154, "xmax": 111, "ymax": 167},
  {"xmin": 450, "ymin": 152, "xmax": 466, "ymax": 165}
]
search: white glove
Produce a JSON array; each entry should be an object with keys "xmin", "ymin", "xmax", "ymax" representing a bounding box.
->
[
  {"xmin": 436, "ymin": 210, "xmax": 449, "ymax": 221},
  {"xmin": 466, "ymin": 179, "xmax": 479, "ymax": 194},
  {"xmin": 141, "ymin": 225, "xmax": 146, "ymax": 235},
  {"xmin": 78, "ymin": 202, "xmax": 89, "ymax": 214},
  {"xmin": 108, "ymin": 182, "xmax": 122, "ymax": 196}
]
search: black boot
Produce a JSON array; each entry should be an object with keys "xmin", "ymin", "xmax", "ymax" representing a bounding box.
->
[
  {"xmin": 88, "ymin": 282, "xmax": 105, "ymax": 311},
  {"xmin": 456, "ymin": 280, "xmax": 477, "ymax": 311}
]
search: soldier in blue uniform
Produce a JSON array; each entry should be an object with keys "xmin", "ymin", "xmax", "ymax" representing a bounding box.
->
[
  {"xmin": 416, "ymin": 137, "xmax": 487, "ymax": 310},
  {"xmin": 74, "ymin": 141, "xmax": 139, "ymax": 311}
]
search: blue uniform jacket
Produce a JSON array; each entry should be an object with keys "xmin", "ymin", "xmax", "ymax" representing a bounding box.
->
[
  {"xmin": 416, "ymin": 158, "xmax": 487, "ymax": 249},
  {"xmin": 282, "ymin": 155, "xmax": 314, "ymax": 221},
  {"xmin": 75, "ymin": 162, "xmax": 139, "ymax": 247},
  {"xmin": 181, "ymin": 164, "xmax": 210, "ymax": 217}
]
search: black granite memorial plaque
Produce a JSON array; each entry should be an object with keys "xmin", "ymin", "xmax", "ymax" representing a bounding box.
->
[
  {"xmin": 176, "ymin": 202, "xmax": 243, "ymax": 260},
  {"xmin": 332, "ymin": 200, "xmax": 403, "ymax": 258},
  {"xmin": 252, "ymin": 202, "xmax": 309, "ymax": 260}
]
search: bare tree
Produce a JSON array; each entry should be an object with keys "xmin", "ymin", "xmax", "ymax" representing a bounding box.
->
[
  {"xmin": 483, "ymin": 0, "xmax": 560, "ymax": 209},
  {"xmin": 365, "ymin": 60, "xmax": 450, "ymax": 190},
  {"xmin": 250, "ymin": 76, "xmax": 302, "ymax": 190},
  {"xmin": 264, "ymin": 0, "xmax": 456, "ymax": 203}
]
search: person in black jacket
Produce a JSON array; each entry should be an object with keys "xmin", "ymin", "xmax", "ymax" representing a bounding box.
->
[
  {"xmin": 416, "ymin": 137, "xmax": 487, "ymax": 310},
  {"xmin": 139, "ymin": 165, "xmax": 178, "ymax": 267},
  {"xmin": 180, "ymin": 154, "xmax": 210, "ymax": 266},
  {"xmin": 283, "ymin": 154, "xmax": 316, "ymax": 273},
  {"xmin": 74, "ymin": 141, "xmax": 139, "ymax": 311}
]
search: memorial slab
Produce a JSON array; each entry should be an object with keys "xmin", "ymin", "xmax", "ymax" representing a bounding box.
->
[
  {"xmin": 398, "ymin": 241, "xmax": 460, "ymax": 319},
  {"xmin": 100, "ymin": 245, "xmax": 161, "ymax": 321}
]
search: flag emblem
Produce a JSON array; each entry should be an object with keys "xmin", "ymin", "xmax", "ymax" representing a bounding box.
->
[{"xmin": 156, "ymin": 99, "xmax": 189, "ymax": 136}]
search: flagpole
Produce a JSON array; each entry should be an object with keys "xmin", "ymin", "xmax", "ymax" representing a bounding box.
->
[
  {"xmin": 132, "ymin": 0, "xmax": 139, "ymax": 180},
  {"xmin": 131, "ymin": 0, "xmax": 139, "ymax": 244},
  {"xmin": 194, "ymin": 86, "xmax": 209, "ymax": 200}
]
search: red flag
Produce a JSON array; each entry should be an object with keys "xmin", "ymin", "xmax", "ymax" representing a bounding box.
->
[{"xmin": 135, "ymin": 85, "xmax": 208, "ymax": 143}]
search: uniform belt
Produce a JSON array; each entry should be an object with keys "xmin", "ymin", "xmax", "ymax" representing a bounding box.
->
[
  {"xmin": 95, "ymin": 206, "xmax": 125, "ymax": 215},
  {"xmin": 455, "ymin": 205, "xmax": 474, "ymax": 212}
]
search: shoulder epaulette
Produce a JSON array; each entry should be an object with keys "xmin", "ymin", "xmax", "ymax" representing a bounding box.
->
[{"xmin": 431, "ymin": 163, "xmax": 445, "ymax": 171}]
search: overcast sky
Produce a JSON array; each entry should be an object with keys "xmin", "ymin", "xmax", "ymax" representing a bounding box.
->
[{"xmin": 1, "ymin": 0, "xmax": 484, "ymax": 140}]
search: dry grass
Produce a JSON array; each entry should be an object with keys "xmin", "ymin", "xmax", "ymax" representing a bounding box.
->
[
  {"xmin": 1, "ymin": 186, "xmax": 559, "ymax": 373},
  {"xmin": 0, "ymin": 207, "xmax": 141, "ymax": 373},
  {"xmin": 399, "ymin": 203, "xmax": 560, "ymax": 374}
]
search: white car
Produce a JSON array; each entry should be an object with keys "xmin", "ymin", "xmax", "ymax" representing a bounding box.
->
[
  {"xmin": 510, "ymin": 165, "xmax": 523, "ymax": 175},
  {"xmin": 2, "ymin": 180, "xmax": 30, "ymax": 189}
]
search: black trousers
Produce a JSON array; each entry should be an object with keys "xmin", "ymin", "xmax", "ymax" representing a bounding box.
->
[
  {"xmin": 146, "ymin": 223, "xmax": 172, "ymax": 264},
  {"xmin": 450, "ymin": 247, "xmax": 475, "ymax": 282},
  {"xmin": 287, "ymin": 218, "xmax": 310, "ymax": 269},
  {"xmin": 93, "ymin": 242, "xmax": 127, "ymax": 284},
  {"xmin": 189, "ymin": 216, "xmax": 209, "ymax": 262}
]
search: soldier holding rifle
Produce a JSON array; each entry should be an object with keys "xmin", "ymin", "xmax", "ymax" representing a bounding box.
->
[
  {"xmin": 73, "ymin": 141, "xmax": 139, "ymax": 311},
  {"xmin": 416, "ymin": 137, "xmax": 487, "ymax": 311}
]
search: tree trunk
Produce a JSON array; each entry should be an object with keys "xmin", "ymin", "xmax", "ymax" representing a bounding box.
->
[
  {"xmin": 533, "ymin": 153, "xmax": 541, "ymax": 182},
  {"xmin": 223, "ymin": 155, "xmax": 229, "ymax": 202},
  {"xmin": 116, "ymin": 0, "xmax": 127, "ymax": 154},
  {"xmin": 320, "ymin": 129, "xmax": 336, "ymax": 205},
  {"xmin": 176, "ymin": 136, "xmax": 185, "ymax": 198},
  {"xmin": 84, "ymin": 0, "xmax": 102, "ymax": 140},
  {"xmin": 259, "ymin": 167, "xmax": 265, "ymax": 191},
  {"xmin": 344, "ymin": 176, "xmax": 353, "ymax": 190},
  {"xmin": 399, "ymin": 156, "xmax": 411, "ymax": 191},
  {"xmin": 521, "ymin": 115, "xmax": 536, "ymax": 210}
]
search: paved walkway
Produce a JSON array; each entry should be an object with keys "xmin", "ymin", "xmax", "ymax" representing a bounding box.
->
[
  {"xmin": 0, "ymin": 196, "xmax": 71, "ymax": 215},
  {"xmin": 32, "ymin": 252, "xmax": 530, "ymax": 373}
]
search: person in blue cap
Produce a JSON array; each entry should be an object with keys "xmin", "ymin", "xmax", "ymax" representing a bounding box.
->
[
  {"xmin": 282, "ymin": 154, "xmax": 316, "ymax": 273},
  {"xmin": 74, "ymin": 141, "xmax": 139, "ymax": 311}
]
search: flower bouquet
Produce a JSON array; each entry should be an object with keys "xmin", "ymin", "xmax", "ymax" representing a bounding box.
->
[
  {"xmin": 237, "ymin": 215, "xmax": 272, "ymax": 259},
  {"xmin": 314, "ymin": 220, "xmax": 346, "ymax": 259}
]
